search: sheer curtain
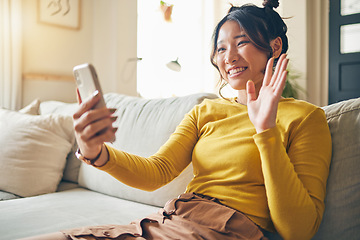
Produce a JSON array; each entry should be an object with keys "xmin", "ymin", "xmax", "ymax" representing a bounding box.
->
[{"xmin": 0, "ymin": 0, "xmax": 22, "ymax": 110}]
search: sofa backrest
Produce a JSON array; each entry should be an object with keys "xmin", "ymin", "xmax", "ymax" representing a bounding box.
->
[
  {"xmin": 79, "ymin": 93, "xmax": 218, "ymax": 207},
  {"xmin": 312, "ymin": 97, "xmax": 360, "ymax": 239},
  {"xmin": 40, "ymin": 93, "xmax": 218, "ymax": 207}
]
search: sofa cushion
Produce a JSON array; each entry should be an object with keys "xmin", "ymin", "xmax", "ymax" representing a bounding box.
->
[
  {"xmin": 0, "ymin": 100, "xmax": 41, "ymax": 201},
  {"xmin": 78, "ymin": 93, "xmax": 218, "ymax": 207},
  {"xmin": 0, "ymin": 191, "xmax": 20, "ymax": 201},
  {"xmin": 19, "ymin": 98, "xmax": 41, "ymax": 115},
  {"xmin": 313, "ymin": 97, "xmax": 360, "ymax": 239},
  {"xmin": 39, "ymin": 100, "xmax": 80, "ymax": 183},
  {"xmin": 0, "ymin": 109, "xmax": 75, "ymax": 197},
  {"xmin": 0, "ymin": 188, "xmax": 159, "ymax": 239}
]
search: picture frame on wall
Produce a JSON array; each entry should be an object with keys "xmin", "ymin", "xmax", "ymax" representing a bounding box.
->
[{"xmin": 38, "ymin": 0, "xmax": 81, "ymax": 30}]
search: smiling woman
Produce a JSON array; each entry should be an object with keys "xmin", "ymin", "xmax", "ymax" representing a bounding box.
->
[
  {"xmin": 211, "ymin": 3, "xmax": 288, "ymax": 102},
  {"xmin": 21, "ymin": 1, "xmax": 332, "ymax": 240}
]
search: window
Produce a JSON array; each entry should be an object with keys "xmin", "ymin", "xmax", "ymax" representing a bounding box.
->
[{"xmin": 137, "ymin": 0, "xmax": 215, "ymax": 98}]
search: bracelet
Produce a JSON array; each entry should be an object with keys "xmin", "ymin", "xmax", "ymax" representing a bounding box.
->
[{"xmin": 75, "ymin": 146, "xmax": 103, "ymax": 166}]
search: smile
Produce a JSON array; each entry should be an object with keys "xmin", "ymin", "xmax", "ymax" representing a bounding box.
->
[{"xmin": 228, "ymin": 67, "xmax": 247, "ymax": 76}]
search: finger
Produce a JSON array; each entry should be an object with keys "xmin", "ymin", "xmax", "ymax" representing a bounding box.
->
[
  {"xmin": 269, "ymin": 54, "xmax": 286, "ymax": 86},
  {"xmin": 73, "ymin": 90, "xmax": 101, "ymax": 119},
  {"xmin": 279, "ymin": 55, "xmax": 289, "ymax": 73},
  {"xmin": 76, "ymin": 88, "xmax": 82, "ymax": 104},
  {"xmin": 74, "ymin": 107, "xmax": 114, "ymax": 133},
  {"xmin": 273, "ymin": 58, "xmax": 289, "ymax": 92},
  {"xmin": 274, "ymin": 70, "xmax": 288, "ymax": 97},
  {"xmin": 273, "ymin": 57, "xmax": 289, "ymax": 89},
  {"xmin": 246, "ymin": 80, "xmax": 257, "ymax": 103},
  {"xmin": 81, "ymin": 116, "xmax": 118, "ymax": 141},
  {"xmin": 87, "ymin": 127, "xmax": 118, "ymax": 146},
  {"xmin": 269, "ymin": 54, "xmax": 287, "ymax": 87},
  {"xmin": 263, "ymin": 57, "xmax": 274, "ymax": 87}
]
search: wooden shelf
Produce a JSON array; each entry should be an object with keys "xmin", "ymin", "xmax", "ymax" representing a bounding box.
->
[{"xmin": 23, "ymin": 73, "xmax": 74, "ymax": 82}]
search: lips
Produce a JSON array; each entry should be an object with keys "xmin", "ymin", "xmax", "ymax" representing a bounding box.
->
[{"xmin": 228, "ymin": 67, "xmax": 247, "ymax": 76}]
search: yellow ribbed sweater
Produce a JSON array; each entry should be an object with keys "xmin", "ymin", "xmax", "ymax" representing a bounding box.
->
[{"xmin": 98, "ymin": 98, "xmax": 332, "ymax": 240}]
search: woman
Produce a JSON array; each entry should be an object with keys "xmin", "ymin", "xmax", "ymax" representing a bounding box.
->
[{"xmin": 26, "ymin": 0, "xmax": 332, "ymax": 239}]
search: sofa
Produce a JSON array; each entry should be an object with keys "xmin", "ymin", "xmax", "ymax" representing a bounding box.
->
[{"xmin": 0, "ymin": 92, "xmax": 359, "ymax": 240}]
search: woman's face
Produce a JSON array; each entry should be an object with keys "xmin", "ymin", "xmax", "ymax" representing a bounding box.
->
[{"xmin": 215, "ymin": 20, "xmax": 269, "ymax": 91}]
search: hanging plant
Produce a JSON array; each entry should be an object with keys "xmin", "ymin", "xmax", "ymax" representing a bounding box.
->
[{"xmin": 160, "ymin": 1, "xmax": 173, "ymax": 22}]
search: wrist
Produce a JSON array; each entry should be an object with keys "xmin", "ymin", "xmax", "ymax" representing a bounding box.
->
[
  {"xmin": 255, "ymin": 125, "xmax": 277, "ymax": 134},
  {"xmin": 93, "ymin": 145, "xmax": 109, "ymax": 167},
  {"xmin": 75, "ymin": 145, "xmax": 108, "ymax": 167}
]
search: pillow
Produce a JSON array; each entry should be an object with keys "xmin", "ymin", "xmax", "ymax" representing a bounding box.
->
[
  {"xmin": 19, "ymin": 99, "xmax": 41, "ymax": 115},
  {"xmin": 39, "ymin": 100, "xmax": 80, "ymax": 183},
  {"xmin": 39, "ymin": 100, "xmax": 78, "ymax": 115},
  {"xmin": 0, "ymin": 109, "xmax": 75, "ymax": 197}
]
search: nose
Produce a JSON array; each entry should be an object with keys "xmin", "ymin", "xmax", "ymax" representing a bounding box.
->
[{"xmin": 225, "ymin": 47, "xmax": 239, "ymax": 64}]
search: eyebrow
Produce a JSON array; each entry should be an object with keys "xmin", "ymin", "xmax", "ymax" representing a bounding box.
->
[{"xmin": 217, "ymin": 34, "xmax": 247, "ymax": 45}]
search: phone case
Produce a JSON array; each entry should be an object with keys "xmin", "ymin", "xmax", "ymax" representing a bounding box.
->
[{"xmin": 73, "ymin": 63, "xmax": 106, "ymax": 109}]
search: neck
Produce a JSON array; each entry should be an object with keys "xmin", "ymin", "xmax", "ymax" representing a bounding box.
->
[
  {"xmin": 236, "ymin": 91, "xmax": 248, "ymax": 105},
  {"xmin": 236, "ymin": 87, "xmax": 261, "ymax": 105}
]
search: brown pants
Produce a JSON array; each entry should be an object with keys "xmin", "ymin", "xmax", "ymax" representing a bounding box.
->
[{"xmin": 62, "ymin": 193, "xmax": 268, "ymax": 240}]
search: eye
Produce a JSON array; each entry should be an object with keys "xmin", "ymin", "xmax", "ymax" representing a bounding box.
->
[
  {"xmin": 237, "ymin": 40, "xmax": 250, "ymax": 47},
  {"xmin": 217, "ymin": 47, "xmax": 226, "ymax": 53}
]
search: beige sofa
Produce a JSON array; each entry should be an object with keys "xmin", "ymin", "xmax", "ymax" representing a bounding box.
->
[{"xmin": 0, "ymin": 92, "xmax": 359, "ymax": 240}]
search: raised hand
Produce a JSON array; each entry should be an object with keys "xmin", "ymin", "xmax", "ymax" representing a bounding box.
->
[
  {"xmin": 73, "ymin": 90, "xmax": 117, "ymax": 160},
  {"xmin": 246, "ymin": 54, "xmax": 289, "ymax": 133}
]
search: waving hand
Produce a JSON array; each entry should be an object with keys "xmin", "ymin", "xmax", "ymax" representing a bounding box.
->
[{"xmin": 246, "ymin": 54, "xmax": 289, "ymax": 133}]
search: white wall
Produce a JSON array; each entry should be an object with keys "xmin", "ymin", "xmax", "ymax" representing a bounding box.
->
[
  {"xmin": 92, "ymin": 0, "xmax": 137, "ymax": 96},
  {"xmin": 22, "ymin": 0, "xmax": 93, "ymax": 105},
  {"xmin": 22, "ymin": 0, "xmax": 93, "ymax": 74},
  {"xmin": 21, "ymin": 0, "xmax": 137, "ymax": 106},
  {"xmin": 281, "ymin": 0, "xmax": 308, "ymax": 100}
]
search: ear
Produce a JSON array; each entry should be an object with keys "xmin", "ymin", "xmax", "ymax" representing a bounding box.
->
[{"xmin": 270, "ymin": 37, "xmax": 283, "ymax": 58}]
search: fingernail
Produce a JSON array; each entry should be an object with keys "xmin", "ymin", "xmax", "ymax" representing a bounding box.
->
[
  {"xmin": 93, "ymin": 90, "xmax": 99, "ymax": 97},
  {"xmin": 110, "ymin": 116, "xmax": 118, "ymax": 122},
  {"xmin": 109, "ymin": 108, "xmax": 117, "ymax": 114},
  {"xmin": 112, "ymin": 127, "xmax": 118, "ymax": 133}
]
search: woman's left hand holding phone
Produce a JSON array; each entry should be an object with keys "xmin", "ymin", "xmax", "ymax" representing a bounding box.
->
[{"xmin": 73, "ymin": 89, "xmax": 117, "ymax": 167}]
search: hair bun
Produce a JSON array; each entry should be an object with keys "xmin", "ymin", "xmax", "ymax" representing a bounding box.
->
[{"xmin": 262, "ymin": 0, "xmax": 279, "ymax": 9}]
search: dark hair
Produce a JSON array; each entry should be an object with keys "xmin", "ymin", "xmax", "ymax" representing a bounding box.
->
[{"xmin": 211, "ymin": 0, "xmax": 288, "ymax": 96}]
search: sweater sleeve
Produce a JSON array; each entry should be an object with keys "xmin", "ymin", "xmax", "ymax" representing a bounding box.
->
[
  {"xmin": 96, "ymin": 108, "xmax": 199, "ymax": 191},
  {"xmin": 253, "ymin": 108, "xmax": 332, "ymax": 240}
]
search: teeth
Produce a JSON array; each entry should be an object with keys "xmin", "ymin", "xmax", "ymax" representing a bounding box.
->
[{"xmin": 229, "ymin": 67, "xmax": 246, "ymax": 75}]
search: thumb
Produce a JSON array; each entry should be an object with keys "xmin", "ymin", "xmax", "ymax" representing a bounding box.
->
[{"xmin": 246, "ymin": 80, "xmax": 256, "ymax": 103}]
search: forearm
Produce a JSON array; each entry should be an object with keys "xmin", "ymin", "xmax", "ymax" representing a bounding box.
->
[
  {"xmin": 94, "ymin": 110, "xmax": 198, "ymax": 191},
  {"xmin": 96, "ymin": 136, "xmax": 193, "ymax": 191},
  {"xmin": 254, "ymin": 127, "xmax": 330, "ymax": 240}
]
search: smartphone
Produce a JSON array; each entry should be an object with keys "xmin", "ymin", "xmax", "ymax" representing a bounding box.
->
[{"xmin": 73, "ymin": 63, "xmax": 106, "ymax": 109}]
